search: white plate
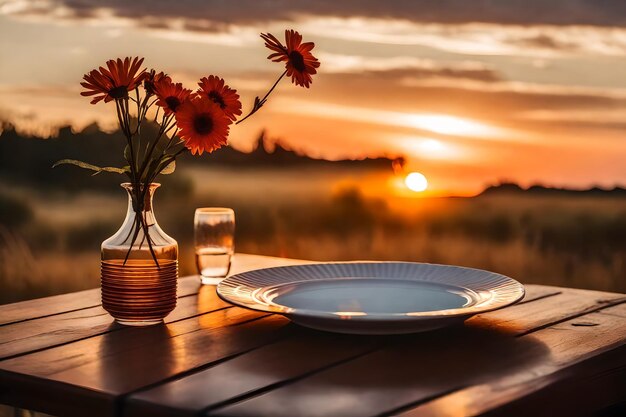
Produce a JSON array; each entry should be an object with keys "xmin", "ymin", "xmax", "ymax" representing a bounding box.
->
[{"xmin": 217, "ymin": 262, "xmax": 525, "ymax": 334}]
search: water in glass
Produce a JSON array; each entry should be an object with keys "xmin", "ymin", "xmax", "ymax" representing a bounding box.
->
[{"xmin": 194, "ymin": 208, "xmax": 235, "ymax": 285}]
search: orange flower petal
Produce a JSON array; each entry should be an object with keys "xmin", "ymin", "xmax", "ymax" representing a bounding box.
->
[
  {"xmin": 80, "ymin": 56, "xmax": 146, "ymax": 104},
  {"xmin": 262, "ymin": 30, "xmax": 319, "ymax": 88}
]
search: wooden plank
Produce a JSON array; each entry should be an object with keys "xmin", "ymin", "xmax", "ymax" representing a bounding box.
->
[
  {"xmin": 209, "ymin": 290, "xmax": 626, "ymax": 417},
  {"xmin": 0, "ymin": 254, "xmax": 308, "ymax": 360},
  {"xmin": 1, "ymin": 307, "xmax": 264, "ymax": 376},
  {"xmin": 0, "ymin": 273, "xmax": 201, "ymax": 327},
  {"xmin": 0, "ymin": 255, "xmax": 621, "ymax": 417},
  {"xmin": 48, "ymin": 315, "xmax": 290, "ymax": 394},
  {"xmin": 0, "ymin": 253, "xmax": 303, "ymax": 327},
  {"xmin": 0, "ymin": 286, "xmax": 229, "ymax": 360},
  {"xmin": 0, "ymin": 284, "xmax": 553, "ymax": 378},
  {"xmin": 468, "ymin": 287, "xmax": 625, "ymax": 335},
  {"xmin": 120, "ymin": 285, "xmax": 560, "ymax": 416},
  {"xmin": 0, "ymin": 288, "xmax": 101, "ymax": 326},
  {"xmin": 478, "ymin": 345, "xmax": 626, "ymax": 417},
  {"xmin": 126, "ymin": 331, "xmax": 380, "ymax": 417},
  {"xmin": 395, "ymin": 303, "xmax": 626, "ymax": 417},
  {"xmin": 517, "ymin": 286, "xmax": 561, "ymax": 304},
  {"xmin": 0, "ymin": 255, "xmax": 310, "ymax": 416},
  {"xmin": 0, "ymin": 308, "xmax": 292, "ymax": 417}
]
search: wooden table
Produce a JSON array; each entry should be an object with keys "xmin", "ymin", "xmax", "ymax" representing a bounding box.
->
[{"xmin": 0, "ymin": 254, "xmax": 625, "ymax": 417}]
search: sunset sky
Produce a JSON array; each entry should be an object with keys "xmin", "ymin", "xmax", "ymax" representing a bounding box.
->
[{"xmin": 1, "ymin": 1, "xmax": 626, "ymax": 194}]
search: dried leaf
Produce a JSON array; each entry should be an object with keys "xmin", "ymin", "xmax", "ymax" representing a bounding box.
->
[
  {"xmin": 52, "ymin": 159, "xmax": 129, "ymax": 175},
  {"xmin": 124, "ymin": 144, "xmax": 132, "ymax": 163},
  {"xmin": 160, "ymin": 160, "xmax": 176, "ymax": 175}
]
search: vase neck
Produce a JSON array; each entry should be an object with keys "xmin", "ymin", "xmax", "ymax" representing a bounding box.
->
[
  {"xmin": 101, "ymin": 182, "xmax": 177, "ymax": 257},
  {"xmin": 122, "ymin": 182, "xmax": 159, "ymax": 223}
]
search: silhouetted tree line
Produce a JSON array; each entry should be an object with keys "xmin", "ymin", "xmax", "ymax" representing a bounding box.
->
[
  {"xmin": 0, "ymin": 121, "xmax": 394, "ymax": 193},
  {"xmin": 480, "ymin": 182, "xmax": 626, "ymax": 196}
]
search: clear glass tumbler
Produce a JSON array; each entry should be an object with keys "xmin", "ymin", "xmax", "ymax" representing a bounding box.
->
[{"xmin": 194, "ymin": 208, "xmax": 235, "ymax": 285}]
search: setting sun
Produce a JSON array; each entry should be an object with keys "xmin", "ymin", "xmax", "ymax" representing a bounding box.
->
[{"xmin": 405, "ymin": 172, "xmax": 428, "ymax": 192}]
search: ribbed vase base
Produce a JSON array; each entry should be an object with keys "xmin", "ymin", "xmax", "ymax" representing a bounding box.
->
[{"xmin": 101, "ymin": 259, "xmax": 178, "ymax": 325}]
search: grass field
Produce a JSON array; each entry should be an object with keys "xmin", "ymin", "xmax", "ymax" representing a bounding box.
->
[{"xmin": 1, "ymin": 166, "xmax": 625, "ymax": 304}]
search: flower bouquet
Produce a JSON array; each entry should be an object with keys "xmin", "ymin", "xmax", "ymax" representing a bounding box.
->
[{"xmin": 53, "ymin": 30, "xmax": 320, "ymax": 325}]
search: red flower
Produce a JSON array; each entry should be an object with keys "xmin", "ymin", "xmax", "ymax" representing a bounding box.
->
[
  {"xmin": 80, "ymin": 57, "xmax": 146, "ymax": 104},
  {"xmin": 153, "ymin": 78, "xmax": 192, "ymax": 116},
  {"xmin": 197, "ymin": 75, "xmax": 242, "ymax": 121},
  {"xmin": 175, "ymin": 96, "xmax": 231, "ymax": 155},
  {"xmin": 144, "ymin": 70, "xmax": 170, "ymax": 96},
  {"xmin": 261, "ymin": 30, "xmax": 320, "ymax": 88}
]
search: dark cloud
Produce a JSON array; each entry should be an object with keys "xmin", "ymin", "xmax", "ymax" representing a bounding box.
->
[
  {"xmin": 9, "ymin": 0, "xmax": 626, "ymax": 28},
  {"xmin": 298, "ymin": 72, "xmax": 626, "ymax": 128},
  {"xmin": 409, "ymin": 67, "xmax": 501, "ymax": 83},
  {"xmin": 510, "ymin": 34, "xmax": 580, "ymax": 52}
]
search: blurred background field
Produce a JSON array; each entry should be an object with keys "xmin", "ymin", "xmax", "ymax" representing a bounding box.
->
[
  {"xmin": 3, "ymin": 2, "xmax": 626, "ymax": 306},
  {"xmin": 1, "ymin": 124, "xmax": 624, "ymax": 304}
]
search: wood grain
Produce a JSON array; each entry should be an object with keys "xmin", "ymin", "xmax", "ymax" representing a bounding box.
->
[
  {"xmin": 121, "ymin": 285, "xmax": 562, "ymax": 417},
  {"xmin": 468, "ymin": 287, "xmax": 625, "ymax": 335},
  {"xmin": 126, "ymin": 330, "xmax": 380, "ymax": 417},
  {"xmin": 0, "ymin": 310, "xmax": 291, "ymax": 417},
  {"xmin": 0, "ymin": 253, "xmax": 303, "ymax": 327},
  {"xmin": 395, "ymin": 303, "xmax": 626, "ymax": 417},
  {"xmin": 0, "ymin": 254, "xmax": 308, "ymax": 416},
  {"xmin": 0, "ymin": 286, "xmax": 228, "ymax": 360},
  {"xmin": 0, "ymin": 255, "xmax": 624, "ymax": 417},
  {"xmin": 0, "ymin": 272, "xmax": 203, "ymax": 327},
  {"xmin": 0, "ymin": 254, "xmax": 307, "ymax": 360},
  {"xmin": 209, "ymin": 291, "xmax": 626, "ymax": 417},
  {"xmin": 0, "ymin": 288, "xmax": 101, "ymax": 326}
]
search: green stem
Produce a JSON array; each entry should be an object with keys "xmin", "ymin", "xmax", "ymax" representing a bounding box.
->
[
  {"xmin": 116, "ymin": 96, "xmax": 159, "ymax": 267},
  {"xmin": 236, "ymin": 69, "xmax": 287, "ymax": 125},
  {"xmin": 140, "ymin": 209, "xmax": 159, "ymax": 269},
  {"xmin": 147, "ymin": 147, "xmax": 187, "ymax": 186},
  {"xmin": 134, "ymin": 89, "xmax": 142, "ymax": 164},
  {"xmin": 123, "ymin": 213, "xmax": 142, "ymax": 265},
  {"xmin": 138, "ymin": 115, "xmax": 173, "ymax": 182},
  {"xmin": 116, "ymin": 100, "xmax": 137, "ymax": 183}
]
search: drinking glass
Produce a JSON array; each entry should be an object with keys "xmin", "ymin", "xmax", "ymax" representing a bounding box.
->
[{"xmin": 194, "ymin": 208, "xmax": 235, "ymax": 285}]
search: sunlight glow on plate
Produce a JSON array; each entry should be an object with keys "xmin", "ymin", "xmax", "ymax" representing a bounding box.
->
[{"xmin": 405, "ymin": 172, "xmax": 428, "ymax": 192}]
